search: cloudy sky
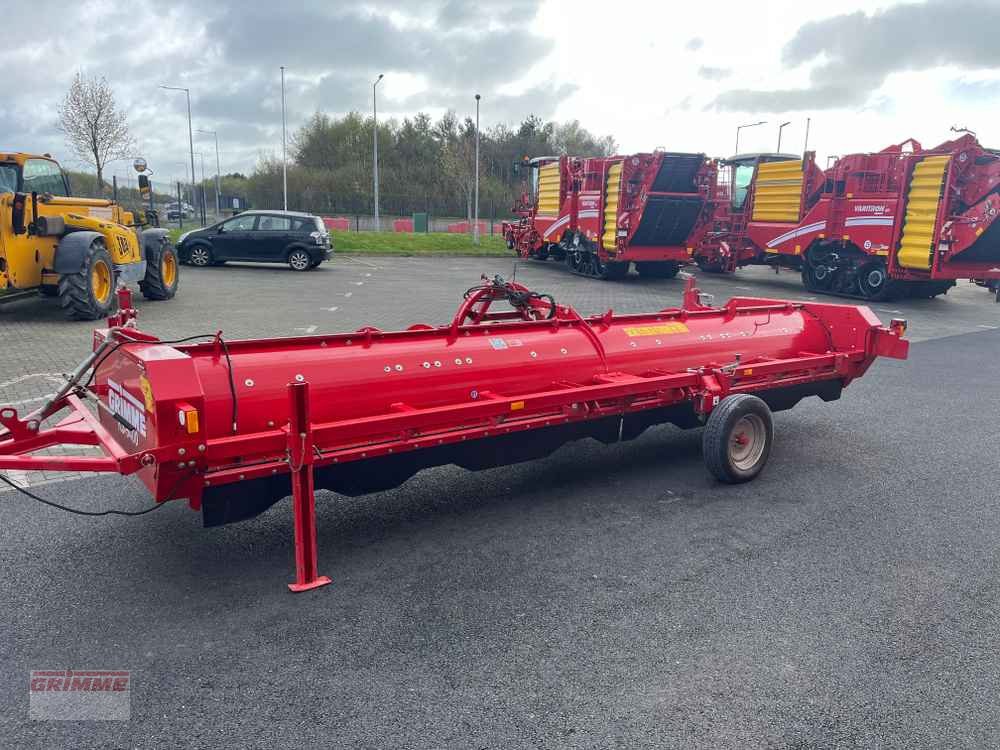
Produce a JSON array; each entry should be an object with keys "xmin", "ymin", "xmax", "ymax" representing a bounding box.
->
[{"xmin": 2, "ymin": 0, "xmax": 998, "ymax": 186}]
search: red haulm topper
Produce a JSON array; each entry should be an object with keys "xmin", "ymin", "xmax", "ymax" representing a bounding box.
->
[{"xmin": 0, "ymin": 281, "xmax": 908, "ymax": 591}]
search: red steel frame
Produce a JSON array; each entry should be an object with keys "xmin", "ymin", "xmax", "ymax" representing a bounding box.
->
[{"xmin": 0, "ymin": 283, "xmax": 908, "ymax": 591}]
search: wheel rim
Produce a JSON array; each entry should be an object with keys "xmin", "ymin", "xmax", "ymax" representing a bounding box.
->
[
  {"xmin": 161, "ymin": 252, "xmax": 177, "ymax": 285},
  {"xmin": 866, "ymin": 268, "xmax": 884, "ymax": 289},
  {"xmin": 290, "ymin": 252, "xmax": 310, "ymax": 270},
  {"xmin": 91, "ymin": 260, "xmax": 112, "ymax": 304},
  {"xmin": 190, "ymin": 247, "xmax": 210, "ymax": 266},
  {"xmin": 729, "ymin": 414, "xmax": 767, "ymax": 472}
]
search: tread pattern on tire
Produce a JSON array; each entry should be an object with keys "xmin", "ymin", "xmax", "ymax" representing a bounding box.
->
[
  {"xmin": 140, "ymin": 241, "xmax": 179, "ymax": 300},
  {"xmin": 57, "ymin": 240, "xmax": 115, "ymax": 321},
  {"xmin": 702, "ymin": 394, "xmax": 773, "ymax": 484}
]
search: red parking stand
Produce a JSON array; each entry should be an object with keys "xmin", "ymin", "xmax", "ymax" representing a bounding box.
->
[{"xmin": 286, "ymin": 381, "xmax": 331, "ymax": 593}]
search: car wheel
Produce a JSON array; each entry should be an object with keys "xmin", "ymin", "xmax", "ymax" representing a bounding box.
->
[
  {"xmin": 288, "ymin": 249, "xmax": 312, "ymax": 271},
  {"xmin": 188, "ymin": 245, "xmax": 212, "ymax": 267}
]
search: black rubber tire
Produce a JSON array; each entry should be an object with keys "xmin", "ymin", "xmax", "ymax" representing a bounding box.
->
[
  {"xmin": 187, "ymin": 243, "xmax": 213, "ymax": 267},
  {"xmin": 635, "ymin": 261, "xmax": 680, "ymax": 279},
  {"xmin": 140, "ymin": 241, "xmax": 179, "ymax": 301},
  {"xmin": 288, "ymin": 248, "xmax": 312, "ymax": 271},
  {"xmin": 57, "ymin": 239, "xmax": 117, "ymax": 321},
  {"xmin": 695, "ymin": 256, "xmax": 725, "ymax": 273},
  {"xmin": 857, "ymin": 260, "xmax": 894, "ymax": 301},
  {"xmin": 39, "ymin": 285, "xmax": 59, "ymax": 297},
  {"xmin": 598, "ymin": 260, "xmax": 629, "ymax": 280},
  {"xmin": 702, "ymin": 394, "xmax": 774, "ymax": 484},
  {"xmin": 308, "ymin": 259, "xmax": 322, "ymax": 269}
]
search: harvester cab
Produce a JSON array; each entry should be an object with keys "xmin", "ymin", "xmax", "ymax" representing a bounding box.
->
[
  {"xmin": 695, "ymin": 152, "xmax": 800, "ymax": 273},
  {"xmin": 0, "ymin": 152, "xmax": 179, "ymax": 320}
]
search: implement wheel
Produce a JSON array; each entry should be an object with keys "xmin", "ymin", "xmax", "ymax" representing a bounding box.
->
[
  {"xmin": 703, "ymin": 394, "xmax": 773, "ymax": 483},
  {"xmin": 140, "ymin": 241, "xmax": 180, "ymax": 300},
  {"xmin": 57, "ymin": 238, "xmax": 117, "ymax": 320}
]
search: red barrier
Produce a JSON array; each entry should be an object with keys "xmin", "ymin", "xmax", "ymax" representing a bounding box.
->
[
  {"xmin": 447, "ymin": 221, "xmax": 488, "ymax": 234},
  {"xmin": 323, "ymin": 217, "xmax": 350, "ymax": 231},
  {"xmin": 393, "ymin": 219, "xmax": 413, "ymax": 233}
]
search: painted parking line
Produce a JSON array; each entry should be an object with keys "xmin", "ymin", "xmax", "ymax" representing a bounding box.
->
[
  {"xmin": 344, "ymin": 292, "xmax": 353, "ymax": 298},
  {"xmin": 322, "ymin": 307, "xmax": 339, "ymax": 313},
  {"xmin": 0, "ymin": 373, "xmax": 64, "ymax": 390},
  {"xmin": 294, "ymin": 325, "xmax": 318, "ymax": 334}
]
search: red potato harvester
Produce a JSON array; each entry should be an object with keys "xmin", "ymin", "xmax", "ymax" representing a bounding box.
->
[{"xmin": 0, "ymin": 278, "xmax": 908, "ymax": 591}]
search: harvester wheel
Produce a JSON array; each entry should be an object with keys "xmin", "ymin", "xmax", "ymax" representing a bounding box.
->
[
  {"xmin": 635, "ymin": 261, "xmax": 680, "ymax": 279},
  {"xmin": 695, "ymin": 256, "xmax": 725, "ymax": 273},
  {"xmin": 140, "ymin": 241, "xmax": 180, "ymax": 300},
  {"xmin": 57, "ymin": 239, "xmax": 117, "ymax": 321},
  {"xmin": 857, "ymin": 260, "xmax": 894, "ymax": 301},
  {"xmin": 703, "ymin": 394, "xmax": 773, "ymax": 483}
]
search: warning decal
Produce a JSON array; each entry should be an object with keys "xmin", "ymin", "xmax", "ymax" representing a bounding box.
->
[{"xmin": 623, "ymin": 322, "xmax": 689, "ymax": 337}]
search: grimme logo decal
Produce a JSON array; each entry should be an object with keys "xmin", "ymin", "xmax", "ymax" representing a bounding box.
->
[
  {"xmin": 29, "ymin": 669, "xmax": 131, "ymax": 720},
  {"xmin": 854, "ymin": 204, "xmax": 888, "ymax": 214},
  {"xmin": 107, "ymin": 378, "xmax": 147, "ymax": 445}
]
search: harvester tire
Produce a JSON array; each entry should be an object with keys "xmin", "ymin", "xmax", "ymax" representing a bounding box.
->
[
  {"xmin": 140, "ymin": 241, "xmax": 180, "ymax": 301},
  {"xmin": 636, "ymin": 261, "xmax": 680, "ymax": 279},
  {"xmin": 703, "ymin": 394, "xmax": 773, "ymax": 484},
  {"xmin": 57, "ymin": 239, "xmax": 117, "ymax": 321}
]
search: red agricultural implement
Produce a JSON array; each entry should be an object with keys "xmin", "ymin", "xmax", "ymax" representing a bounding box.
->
[
  {"xmin": 694, "ymin": 134, "xmax": 1000, "ymax": 300},
  {"xmin": 0, "ymin": 281, "xmax": 908, "ymax": 591},
  {"xmin": 503, "ymin": 152, "xmax": 717, "ymax": 279}
]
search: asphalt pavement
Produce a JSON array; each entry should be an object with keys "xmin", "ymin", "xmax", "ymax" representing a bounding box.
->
[{"xmin": 1, "ymin": 257, "xmax": 999, "ymax": 748}]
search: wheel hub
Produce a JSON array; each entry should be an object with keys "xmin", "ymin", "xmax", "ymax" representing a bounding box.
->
[{"xmin": 729, "ymin": 414, "xmax": 766, "ymax": 471}]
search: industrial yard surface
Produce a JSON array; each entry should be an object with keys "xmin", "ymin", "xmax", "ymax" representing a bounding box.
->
[{"xmin": 2, "ymin": 259, "xmax": 999, "ymax": 748}]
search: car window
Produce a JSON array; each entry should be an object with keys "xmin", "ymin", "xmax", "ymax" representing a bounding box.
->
[
  {"xmin": 223, "ymin": 214, "xmax": 257, "ymax": 231},
  {"xmin": 258, "ymin": 215, "xmax": 291, "ymax": 231},
  {"xmin": 23, "ymin": 159, "xmax": 68, "ymax": 196},
  {"xmin": 290, "ymin": 217, "xmax": 316, "ymax": 231}
]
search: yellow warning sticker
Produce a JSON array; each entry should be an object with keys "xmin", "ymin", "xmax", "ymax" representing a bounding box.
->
[
  {"xmin": 624, "ymin": 322, "xmax": 689, "ymax": 337},
  {"xmin": 139, "ymin": 375, "xmax": 155, "ymax": 413}
]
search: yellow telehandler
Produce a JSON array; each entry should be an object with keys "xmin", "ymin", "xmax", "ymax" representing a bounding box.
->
[{"xmin": 0, "ymin": 152, "xmax": 178, "ymax": 320}]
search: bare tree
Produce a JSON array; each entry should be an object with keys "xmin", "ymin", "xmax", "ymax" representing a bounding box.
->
[{"xmin": 57, "ymin": 72, "xmax": 133, "ymax": 189}]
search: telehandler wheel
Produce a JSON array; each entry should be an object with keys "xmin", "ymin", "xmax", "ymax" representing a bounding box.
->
[
  {"xmin": 703, "ymin": 394, "xmax": 773, "ymax": 483},
  {"xmin": 140, "ymin": 242, "xmax": 180, "ymax": 300},
  {"xmin": 57, "ymin": 239, "xmax": 117, "ymax": 321}
]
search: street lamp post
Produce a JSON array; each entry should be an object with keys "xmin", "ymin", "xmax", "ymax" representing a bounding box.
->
[
  {"xmin": 160, "ymin": 85, "xmax": 197, "ymax": 226},
  {"xmin": 280, "ymin": 66, "xmax": 288, "ymax": 211},
  {"xmin": 734, "ymin": 120, "xmax": 766, "ymax": 155},
  {"xmin": 474, "ymin": 93, "xmax": 481, "ymax": 245},
  {"xmin": 373, "ymin": 74, "xmax": 384, "ymax": 231},
  {"xmin": 194, "ymin": 152, "xmax": 207, "ymax": 224},
  {"xmin": 777, "ymin": 121, "xmax": 792, "ymax": 152},
  {"xmin": 196, "ymin": 129, "xmax": 222, "ymax": 220}
]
